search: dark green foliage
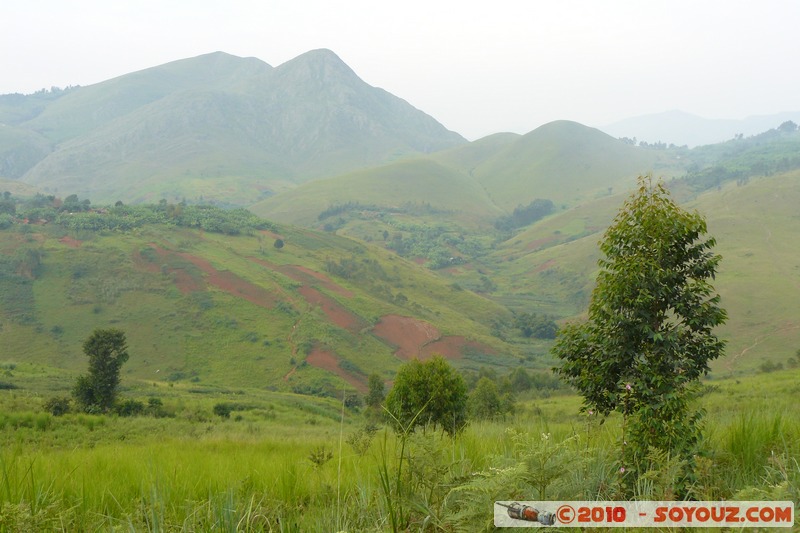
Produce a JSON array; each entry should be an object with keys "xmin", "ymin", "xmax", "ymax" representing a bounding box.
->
[
  {"xmin": 384, "ymin": 222, "xmax": 484, "ymax": 269},
  {"xmin": 11, "ymin": 197, "xmax": 274, "ymax": 235},
  {"xmin": 494, "ymin": 198, "xmax": 554, "ymax": 231},
  {"xmin": 0, "ymin": 195, "xmax": 15, "ymax": 215},
  {"xmin": 147, "ymin": 397, "xmax": 167, "ymax": 417},
  {"xmin": 338, "ymin": 359, "xmax": 364, "ymax": 376},
  {"xmin": 384, "ymin": 356, "xmax": 468, "ymax": 436},
  {"xmin": 681, "ymin": 125, "xmax": 800, "ymax": 192},
  {"xmin": 553, "ymin": 176, "xmax": 727, "ymax": 494},
  {"xmin": 324, "ymin": 256, "xmax": 387, "ymax": 281},
  {"xmin": 43, "ymin": 396, "xmax": 71, "ymax": 416},
  {"xmin": 213, "ymin": 403, "xmax": 233, "ymax": 419},
  {"xmin": 73, "ymin": 328, "xmax": 130, "ymax": 413},
  {"xmin": 514, "ymin": 312, "xmax": 558, "ymax": 339},
  {"xmin": 273, "ymin": 238, "xmax": 284, "ymax": 249},
  {"xmin": 365, "ymin": 373, "xmax": 385, "ymax": 408},
  {"xmin": 509, "ymin": 367, "xmax": 533, "ymax": 392},
  {"xmin": 759, "ymin": 360, "xmax": 784, "ymax": 373},
  {"xmin": 344, "ymin": 393, "xmax": 363, "ymax": 410},
  {"xmin": 115, "ymin": 399, "xmax": 145, "ymax": 417},
  {"xmin": 468, "ymin": 377, "xmax": 502, "ymax": 420},
  {"xmin": 0, "ymin": 213, "xmax": 13, "ymax": 229}
]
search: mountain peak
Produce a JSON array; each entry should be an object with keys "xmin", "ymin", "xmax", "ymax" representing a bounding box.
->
[{"xmin": 276, "ymin": 48, "xmax": 359, "ymax": 82}]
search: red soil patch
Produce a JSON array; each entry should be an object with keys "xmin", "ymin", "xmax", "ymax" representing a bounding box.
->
[
  {"xmin": 534, "ymin": 258, "xmax": 556, "ymax": 273},
  {"xmin": 298, "ymin": 286, "xmax": 364, "ymax": 333},
  {"xmin": 421, "ymin": 336, "xmax": 496, "ymax": 360},
  {"xmin": 372, "ymin": 315, "xmax": 441, "ymax": 359},
  {"xmin": 59, "ymin": 236, "xmax": 82, "ymax": 248},
  {"xmin": 526, "ymin": 235, "xmax": 558, "ymax": 251},
  {"xmin": 132, "ymin": 246, "xmax": 203, "ymax": 294},
  {"xmin": 306, "ymin": 347, "xmax": 367, "ymax": 392},
  {"xmin": 286, "ymin": 265, "xmax": 353, "ymax": 298},
  {"xmin": 132, "ymin": 249, "xmax": 161, "ymax": 274},
  {"xmin": 373, "ymin": 315, "xmax": 497, "ymax": 361},
  {"xmin": 250, "ymin": 257, "xmax": 353, "ymax": 298},
  {"xmin": 179, "ymin": 253, "xmax": 277, "ymax": 308},
  {"xmin": 172, "ymin": 269, "xmax": 204, "ymax": 293}
]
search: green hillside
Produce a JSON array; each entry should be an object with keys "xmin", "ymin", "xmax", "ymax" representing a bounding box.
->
[
  {"xmin": 446, "ymin": 170, "xmax": 800, "ymax": 373},
  {"xmin": 467, "ymin": 120, "xmax": 678, "ymax": 208},
  {"xmin": 250, "ymin": 157, "xmax": 502, "ymax": 228},
  {"xmin": 251, "ymin": 121, "xmax": 673, "ymax": 231},
  {"xmin": 0, "ymin": 202, "xmax": 523, "ymax": 397},
  {"xmin": 2, "ymin": 50, "xmax": 464, "ymax": 204},
  {"xmin": 248, "ymin": 125, "xmax": 800, "ymax": 376}
]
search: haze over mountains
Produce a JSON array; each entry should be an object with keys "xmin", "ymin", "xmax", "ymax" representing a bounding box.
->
[
  {"xmin": 0, "ymin": 50, "xmax": 464, "ymax": 204},
  {"xmin": 1, "ymin": 49, "xmax": 799, "ymax": 382},
  {"xmin": 603, "ymin": 109, "xmax": 800, "ymax": 147}
]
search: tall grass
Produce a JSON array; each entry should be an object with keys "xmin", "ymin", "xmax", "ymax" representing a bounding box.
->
[{"xmin": 0, "ymin": 370, "xmax": 797, "ymax": 530}]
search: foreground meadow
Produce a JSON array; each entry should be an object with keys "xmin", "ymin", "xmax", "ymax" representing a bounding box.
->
[{"xmin": 0, "ymin": 368, "xmax": 798, "ymax": 531}]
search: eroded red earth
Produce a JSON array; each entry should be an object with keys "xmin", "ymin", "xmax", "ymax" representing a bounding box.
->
[
  {"xmin": 306, "ymin": 346, "xmax": 367, "ymax": 392},
  {"xmin": 372, "ymin": 314, "xmax": 495, "ymax": 361}
]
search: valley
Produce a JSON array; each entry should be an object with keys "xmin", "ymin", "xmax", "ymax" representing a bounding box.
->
[{"xmin": 0, "ymin": 50, "xmax": 798, "ymax": 530}]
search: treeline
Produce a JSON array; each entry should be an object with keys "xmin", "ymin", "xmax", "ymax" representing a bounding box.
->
[
  {"xmin": 513, "ymin": 312, "xmax": 558, "ymax": 339},
  {"xmin": 494, "ymin": 198, "xmax": 554, "ymax": 231},
  {"xmin": 1, "ymin": 193, "xmax": 274, "ymax": 235},
  {"xmin": 680, "ymin": 121, "xmax": 800, "ymax": 193},
  {"xmin": 318, "ymin": 201, "xmax": 448, "ymax": 222},
  {"xmin": 385, "ymin": 222, "xmax": 486, "ymax": 269}
]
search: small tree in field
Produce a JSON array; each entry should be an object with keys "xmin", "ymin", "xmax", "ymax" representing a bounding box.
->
[
  {"xmin": 385, "ymin": 356, "xmax": 467, "ymax": 436},
  {"xmin": 73, "ymin": 328, "xmax": 130, "ymax": 413},
  {"xmin": 365, "ymin": 372, "xmax": 385, "ymax": 409},
  {"xmin": 553, "ymin": 175, "xmax": 727, "ymax": 494}
]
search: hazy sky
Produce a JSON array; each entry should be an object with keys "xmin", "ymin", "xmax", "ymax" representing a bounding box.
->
[{"xmin": 3, "ymin": 0, "xmax": 798, "ymax": 139}]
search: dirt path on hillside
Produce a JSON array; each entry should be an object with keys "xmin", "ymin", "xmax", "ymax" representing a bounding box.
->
[
  {"xmin": 282, "ymin": 315, "xmax": 304, "ymax": 382},
  {"xmin": 727, "ymin": 323, "xmax": 800, "ymax": 371}
]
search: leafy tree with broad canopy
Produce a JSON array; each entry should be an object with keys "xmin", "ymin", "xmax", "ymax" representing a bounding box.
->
[
  {"xmin": 385, "ymin": 356, "xmax": 467, "ymax": 436},
  {"xmin": 73, "ymin": 328, "xmax": 130, "ymax": 413},
  {"xmin": 553, "ymin": 175, "xmax": 727, "ymax": 492}
]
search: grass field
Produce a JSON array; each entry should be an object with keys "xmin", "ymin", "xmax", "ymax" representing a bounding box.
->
[{"xmin": 0, "ymin": 365, "xmax": 797, "ymax": 531}]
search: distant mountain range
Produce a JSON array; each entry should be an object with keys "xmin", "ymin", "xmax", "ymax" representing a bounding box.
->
[
  {"xmin": 251, "ymin": 120, "xmax": 673, "ymax": 226},
  {"xmin": 602, "ymin": 109, "xmax": 800, "ymax": 147},
  {"xmin": 0, "ymin": 50, "xmax": 464, "ymax": 204},
  {"xmin": 1, "ymin": 50, "xmax": 799, "ymax": 384}
]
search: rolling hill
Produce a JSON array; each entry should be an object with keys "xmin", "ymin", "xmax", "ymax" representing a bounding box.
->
[
  {"xmin": 1, "ymin": 50, "xmax": 465, "ymax": 204},
  {"xmin": 442, "ymin": 170, "xmax": 800, "ymax": 373},
  {"xmin": 0, "ymin": 207, "xmax": 521, "ymax": 395},
  {"xmin": 463, "ymin": 120, "xmax": 678, "ymax": 209},
  {"xmin": 251, "ymin": 120, "xmax": 680, "ymax": 229}
]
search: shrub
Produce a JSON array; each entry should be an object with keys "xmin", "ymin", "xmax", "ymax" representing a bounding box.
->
[{"xmin": 43, "ymin": 396, "xmax": 71, "ymax": 416}]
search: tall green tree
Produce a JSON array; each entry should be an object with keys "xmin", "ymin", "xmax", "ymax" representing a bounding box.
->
[
  {"xmin": 553, "ymin": 175, "xmax": 727, "ymax": 493},
  {"xmin": 73, "ymin": 328, "xmax": 130, "ymax": 412},
  {"xmin": 365, "ymin": 372, "xmax": 386, "ymax": 409},
  {"xmin": 468, "ymin": 377, "xmax": 502, "ymax": 420},
  {"xmin": 385, "ymin": 356, "xmax": 467, "ymax": 436}
]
